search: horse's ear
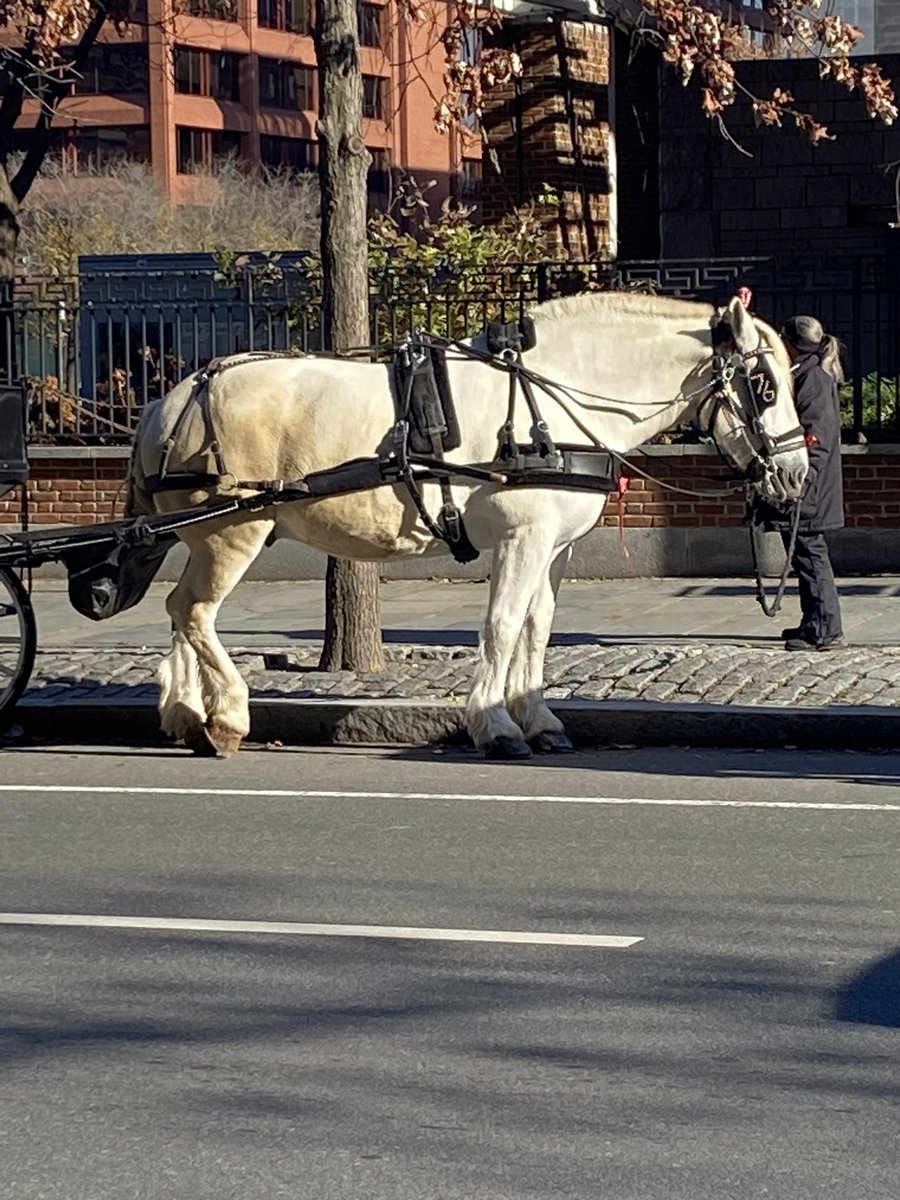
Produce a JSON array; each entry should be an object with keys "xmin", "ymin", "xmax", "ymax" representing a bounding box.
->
[
  {"xmin": 724, "ymin": 294, "xmax": 761, "ymax": 353},
  {"xmin": 710, "ymin": 305, "xmax": 734, "ymax": 350}
]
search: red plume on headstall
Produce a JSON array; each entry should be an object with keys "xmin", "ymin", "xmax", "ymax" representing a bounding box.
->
[{"xmin": 736, "ymin": 286, "xmax": 753, "ymax": 310}]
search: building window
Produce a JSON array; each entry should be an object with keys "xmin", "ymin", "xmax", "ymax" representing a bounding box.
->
[
  {"xmin": 175, "ymin": 47, "xmax": 204, "ymax": 95},
  {"xmin": 71, "ymin": 44, "xmax": 149, "ymax": 95},
  {"xmin": 260, "ymin": 134, "xmax": 316, "ymax": 173},
  {"xmin": 211, "ymin": 52, "xmax": 241, "ymax": 101},
  {"xmin": 175, "ymin": 48, "xmax": 242, "ymax": 101},
  {"xmin": 80, "ymin": 127, "xmax": 151, "ymax": 169},
  {"xmin": 456, "ymin": 159, "xmax": 481, "ymax": 204},
  {"xmin": 259, "ymin": 58, "xmax": 315, "ymax": 111},
  {"xmin": 184, "ymin": 0, "xmax": 238, "ymax": 20},
  {"xmin": 258, "ymin": 0, "xmax": 312, "ymax": 34},
  {"xmin": 362, "ymin": 74, "xmax": 385, "ymax": 119},
  {"xmin": 212, "ymin": 130, "xmax": 243, "ymax": 169},
  {"xmin": 22, "ymin": 125, "xmax": 152, "ymax": 173},
  {"xmin": 177, "ymin": 126, "xmax": 205, "ymax": 173},
  {"xmin": 177, "ymin": 126, "xmax": 243, "ymax": 173},
  {"xmin": 358, "ymin": 2, "xmax": 382, "ymax": 48}
]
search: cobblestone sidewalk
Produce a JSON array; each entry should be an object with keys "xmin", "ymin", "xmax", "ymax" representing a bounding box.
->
[{"xmin": 18, "ymin": 641, "xmax": 900, "ymax": 709}]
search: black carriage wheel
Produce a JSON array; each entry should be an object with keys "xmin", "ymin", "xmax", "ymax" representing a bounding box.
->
[{"xmin": 0, "ymin": 567, "xmax": 37, "ymax": 735}]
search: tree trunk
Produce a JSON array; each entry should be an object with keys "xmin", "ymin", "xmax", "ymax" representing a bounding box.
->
[
  {"xmin": 0, "ymin": 166, "xmax": 20, "ymax": 379},
  {"xmin": 0, "ymin": 165, "xmax": 20, "ymax": 284},
  {"xmin": 314, "ymin": 0, "xmax": 384, "ymax": 672}
]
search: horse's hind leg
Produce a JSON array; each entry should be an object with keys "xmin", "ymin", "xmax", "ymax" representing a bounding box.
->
[
  {"xmin": 466, "ymin": 531, "xmax": 555, "ymax": 758},
  {"xmin": 506, "ymin": 544, "xmax": 574, "ymax": 753},
  {"xmin": 162, "ymin": 515, "xmax": 274, "ymax": 756}
]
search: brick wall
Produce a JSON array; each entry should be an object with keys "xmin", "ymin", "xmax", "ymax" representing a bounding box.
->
[
  {"xmin": 0, "ymin": 453, "xmax": 129, "ymax": 526},
  {"xmin": 6, "ymin": 448, "xmax": 900, "ymax": 531},
  {"xmin": 601, "ymin": 451, "xmax": 900, "ymax": 530},
  {"xmin": 480, "ymin": 19, "xmax": 611, "ymax": 259}
]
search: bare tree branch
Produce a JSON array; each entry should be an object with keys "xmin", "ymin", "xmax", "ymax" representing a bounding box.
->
[{"xmin": 11, "ymin": 0, "xmax": 110, "ymax": 203}]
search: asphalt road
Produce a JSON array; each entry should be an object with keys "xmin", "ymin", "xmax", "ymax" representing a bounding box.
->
[{"xmin": 1, "ymin": 743, "xmax": 899, "ymax": 1200}]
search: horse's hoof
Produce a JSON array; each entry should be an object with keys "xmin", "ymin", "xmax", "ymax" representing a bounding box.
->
[
  {"xmin": 183, "ymin": 725, "xmax": 222, "ymax": 757},
  {"xmin": 206, "ymin": 720, "xmax": 243, "ymax": 759},
  {"xmin": 484, "ymin": 735, "xmax": 533, "ymax": 760},
  {"xmin": 529, "ymin": 730, "xmax": 575, "ymax": 755}
]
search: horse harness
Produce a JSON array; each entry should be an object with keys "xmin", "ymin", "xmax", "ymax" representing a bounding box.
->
[
  {"xmin": 146, "ymin": 320, "xmax": 803, "ymax": 566},
  {"xmin": 146, "ymin": 324, "xmax": 621, "ymax": 564}
]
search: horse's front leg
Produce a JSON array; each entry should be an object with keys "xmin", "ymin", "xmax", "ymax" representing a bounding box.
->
[
  {"xmin": 163, "ymin": 518, "xmax": 273, "ymax": 757},
  {"xmin": 466, "ymin": 532, "xmax": 553, "ymax": 758},
  {"xmin": 158, "ymin": 627, "xmax": 207, "ymax": 751},
  {"xmin": 506, "ymin": 544, "xmax": 574, "ymax": 754}
]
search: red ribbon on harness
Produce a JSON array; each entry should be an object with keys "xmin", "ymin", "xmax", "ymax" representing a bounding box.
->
[
  {"xmin": 616, "ymin": 473, "xmax": 633, "ymax": 567},
  {"xmin": 805, "ymin": 433, "xmax": 819, "ymax": 446}
]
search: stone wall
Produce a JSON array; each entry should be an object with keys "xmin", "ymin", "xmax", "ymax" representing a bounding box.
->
[{"xmin": 658, "ymin": 55, "xmax": 900, "ymax": 259}]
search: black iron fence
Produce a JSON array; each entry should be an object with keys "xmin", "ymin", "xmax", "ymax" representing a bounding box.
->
[{"xmin": 5, "ymin": 252, "xmax": 899, "ymax": 443}]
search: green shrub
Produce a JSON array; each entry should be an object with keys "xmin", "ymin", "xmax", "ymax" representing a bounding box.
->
[{"xmin": 840, "ymin": 373, "xmax": 900, "ymax": 437}]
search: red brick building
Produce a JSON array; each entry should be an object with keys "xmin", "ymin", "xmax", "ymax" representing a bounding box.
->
[{"xmin": 5, "ymin": 0, "xmax": 479, "ymax": 210}]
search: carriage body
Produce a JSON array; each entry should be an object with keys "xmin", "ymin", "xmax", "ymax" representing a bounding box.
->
[{"xmin": 0, "ymin": 385, "xmax": 28, "ymax": 502}]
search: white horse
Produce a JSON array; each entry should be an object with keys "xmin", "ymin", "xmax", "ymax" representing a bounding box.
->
[{"xmin": 129, "ymin": 291, "xmax": 808, "ymax": 758}]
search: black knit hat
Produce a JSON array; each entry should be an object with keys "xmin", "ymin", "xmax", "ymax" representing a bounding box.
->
[{"xmin": 781, "ymin": 314, "xmax": 824, "ymax": 355}]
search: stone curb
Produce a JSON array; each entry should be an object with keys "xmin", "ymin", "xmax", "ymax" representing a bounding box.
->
[{"xmin": 13, "ymin": 695, "xmax": 900, "ymax": 751}]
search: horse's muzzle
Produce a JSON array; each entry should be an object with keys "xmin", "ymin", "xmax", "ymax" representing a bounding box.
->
[{"xmin": 752, "ymin": 452, "xmax": 807, "ymax": 504}]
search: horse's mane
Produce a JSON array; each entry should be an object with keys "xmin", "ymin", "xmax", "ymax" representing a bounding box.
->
[
  {"xmin": 754, "ymin": 318, "xmax": 793, "ymax": 376},
  {"xmin": 529, "ymin": 290, "xmax": 793, "ymax": 378},
  {"xmin": 529, "ymin": 291, "xmax": 714, "ymax": 324}
]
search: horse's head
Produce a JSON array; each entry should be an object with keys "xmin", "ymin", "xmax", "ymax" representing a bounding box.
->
[{"xmin": 702, "ymin": 296, "xmax": 808, "ymax": 503}]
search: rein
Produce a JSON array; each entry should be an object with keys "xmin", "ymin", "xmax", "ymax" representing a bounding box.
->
[
  {"xmin": 749, "ymin": 495, "xmax": 803, "ymax": 618},
  {"xmin": 440, "ymin": 336, "xmax": 776, "ymax": 502}
]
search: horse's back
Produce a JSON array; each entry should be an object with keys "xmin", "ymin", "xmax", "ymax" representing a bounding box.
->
[{"xmin": 137, "ymin": 355, "xmax": 397, "ymax": 484}]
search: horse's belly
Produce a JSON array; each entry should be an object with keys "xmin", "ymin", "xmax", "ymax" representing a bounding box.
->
[{"xmin": 275, "ymin": 487, "xmax": 442, "ymax": 561}]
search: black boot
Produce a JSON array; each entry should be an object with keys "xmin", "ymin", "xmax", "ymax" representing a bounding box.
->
[{"xmin": 785, "ymin": 633, "xmax": 845, "ymax": 652}]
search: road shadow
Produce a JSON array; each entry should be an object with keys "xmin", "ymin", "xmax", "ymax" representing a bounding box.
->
[
  {"xmin": 217, "ymin": 628, "xmax": 805, "ymax": 648},
  {"xmin": 835, "ymin": 949, "xmax": 900, "ymax": 1028},
  {"xmin": 677, "ymin": 582, "xmax": 900, "ymax": 599}
]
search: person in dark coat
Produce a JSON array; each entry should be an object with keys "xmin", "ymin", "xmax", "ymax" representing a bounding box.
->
[{"xmin": 758, "ymin": 314, "xmax": 845, "ymax": 651}]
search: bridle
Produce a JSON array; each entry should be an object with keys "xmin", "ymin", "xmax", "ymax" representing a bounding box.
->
[
  {"xmin": 697, "ymin": 339, "xmax": 807, "ymax": 617},
  {"xmin": 696, "ymin": 344, "xmax": 807, "ymax": 488}
]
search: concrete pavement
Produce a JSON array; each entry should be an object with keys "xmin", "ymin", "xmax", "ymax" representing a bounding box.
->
[
  {"xmin": 2, "ymin": 745, "xmax": 899, "ymax": 1200},
  {"xmin": 8, "ymin": 575, "xmax": 900, "ymax": 749}
]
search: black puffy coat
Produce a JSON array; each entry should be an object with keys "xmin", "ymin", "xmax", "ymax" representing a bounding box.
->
[{"xmin": 757, "ymin": 352, "xmax": 845, "ymax": 533}]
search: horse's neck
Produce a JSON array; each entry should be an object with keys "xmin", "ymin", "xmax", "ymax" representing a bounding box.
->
[{"xmin": 526, "ymin": 318, "xmax": 710, "ymax": 453}]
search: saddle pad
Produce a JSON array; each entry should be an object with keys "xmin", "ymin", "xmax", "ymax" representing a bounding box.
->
[{"xmin": 393, "ymin": 344, "xmax": 461, "ymax": 456}]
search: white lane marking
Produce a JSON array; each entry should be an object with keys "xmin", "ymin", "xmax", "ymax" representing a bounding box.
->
[
  {"xmin": 0, "ymin": 784, "xmax": 898, "ymax": 812},
  {"xmin": 0, "ymin": 912, "xmax": 641, "ymax": 949}
]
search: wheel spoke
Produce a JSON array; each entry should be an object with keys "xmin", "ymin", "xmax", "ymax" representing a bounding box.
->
[{"xmin": 0, "ymin": 568, "xmax": 36, "ymax": 729}]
